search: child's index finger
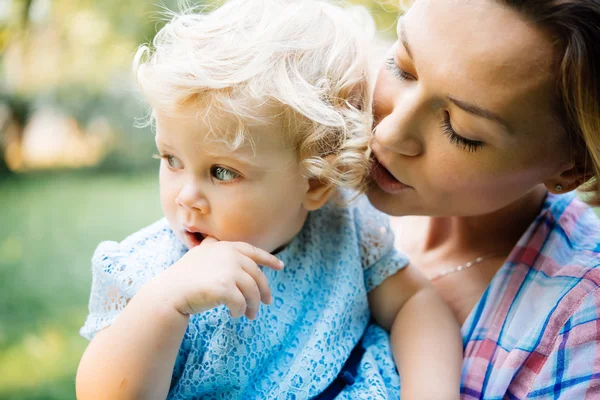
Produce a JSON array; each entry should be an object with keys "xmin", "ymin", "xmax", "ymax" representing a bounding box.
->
[
  {"xmin": 233, "ymin": 242, "xmax": 284, "ymax": 270},
  {"xmin": 200, "ymin": 236, "xmax": 218, "ymax": 245}
]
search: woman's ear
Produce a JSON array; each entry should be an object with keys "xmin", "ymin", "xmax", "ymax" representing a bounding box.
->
[
  {"xmin": 544, "ymin": 161, "xmax": 594, "ymax": 194},
  {"xmin": 303, "ymin": 178, "xmax": 333, "ymax": 211}
]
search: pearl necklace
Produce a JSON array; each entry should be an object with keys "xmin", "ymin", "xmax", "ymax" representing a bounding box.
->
[{"xmin": 429, "ymin": 253, "xmax": 503, "ymax": 281}]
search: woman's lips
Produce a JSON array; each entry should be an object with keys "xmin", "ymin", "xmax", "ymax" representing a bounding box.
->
[{"xmin": 371, "ymin": 160, "xmax": 413, "ymax": 194}]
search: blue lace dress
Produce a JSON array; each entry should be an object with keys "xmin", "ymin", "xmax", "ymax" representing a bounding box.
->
[{"xmin": 80, "ymin": 196, "xmax": 407, "ymax": 399}]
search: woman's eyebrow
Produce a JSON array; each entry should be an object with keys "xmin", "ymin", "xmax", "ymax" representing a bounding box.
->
[
  {"xmin": 397, "ymin": 18, "xmax": 512, "ymax": 135},
  {"xmin": 396, "ymin": 20, "xmax": 413, "ymax": 60},
  {"xmin": 448, "ymin": 96, "xmax": 513, "ymax": 134}
]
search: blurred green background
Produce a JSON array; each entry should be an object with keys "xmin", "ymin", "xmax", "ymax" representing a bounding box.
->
[{"xmin": 0, "ymin": 1, "xmax": 401, "ymax": 399}]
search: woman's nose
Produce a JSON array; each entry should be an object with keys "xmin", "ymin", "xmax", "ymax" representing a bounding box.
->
[
  {"xmin": 176, "ymin": 182, "xmax": 210, "ymax": 214},
  {"xmin": 373, "ymin": 86, "xmax": 425, "ymax": 157},
  {"xmin": 374, "ymin": 108, "xmax": 423, "ymax": 157}
]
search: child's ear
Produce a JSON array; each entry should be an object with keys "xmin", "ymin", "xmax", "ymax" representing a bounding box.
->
[
  {"xmin": 302, "ymin": 155, "xmax": 337, "ymax": 211},
  {"xmin": 303, "ymin": 178, "xmax": 333, "ymax": 211}
]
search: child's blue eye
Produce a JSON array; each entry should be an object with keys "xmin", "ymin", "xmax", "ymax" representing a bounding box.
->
[
  {"xmin": 211, "ymin": 166, "xmax": 239, "ymax": 181},
  {"xmin": 154, "ymin": 153, "xmax": 184, "ymax": 169},
  {"xmin": 166, "ymin": 155, "xmax": 183, "ymax": 169}
]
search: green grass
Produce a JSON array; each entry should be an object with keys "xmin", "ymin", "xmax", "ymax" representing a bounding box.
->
[{"xmin": 0, "ymin": 170, "xmax": 162, "ymax": 399}]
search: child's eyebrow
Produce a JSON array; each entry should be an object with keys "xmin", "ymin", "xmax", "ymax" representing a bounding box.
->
[
  {"xmin": 154, "ymin": 141, "xmax": 174, "ymax": 152},
  {"xmin": 154, "ymin": 136, "xmax": 173, "ymax": 148},
  {"xmin": 204, "ymin": 151, "xmax": 262, "ymax": 169}
]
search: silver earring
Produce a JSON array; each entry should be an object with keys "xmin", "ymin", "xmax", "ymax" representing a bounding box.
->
[{"xmin": 555, "ymin": 184, "xmax": 563, "ymax": 192}]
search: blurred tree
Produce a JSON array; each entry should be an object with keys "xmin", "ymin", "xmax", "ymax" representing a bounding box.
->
[
  {"xmin": 0, "ymin": 0, "xmax": 186, "ymax": 173},
  {"xmin": 0, "ymin": 93, "xmax": 30, "ymax": 176}
]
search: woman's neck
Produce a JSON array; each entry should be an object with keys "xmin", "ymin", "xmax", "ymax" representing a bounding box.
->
[{"xmin": 421, "ymin": 186, "xmax": 548, "ymax": 258}]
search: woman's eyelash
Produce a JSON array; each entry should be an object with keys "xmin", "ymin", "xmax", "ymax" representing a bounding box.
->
[
  {"xmin": 383, "ymin": 57, "xmax": 483, "ymax": 153},
  {"xmin": 385, "ymin": 56, "xmax": 413, "ymax": 81},
  {"xmin": 440, "ymin": 114, "xmax": 484, "ymax": 153}
]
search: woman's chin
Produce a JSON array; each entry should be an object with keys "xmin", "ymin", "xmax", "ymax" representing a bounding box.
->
[{"xmin": 367, "ymin": 185, "xmax": 411, "ymax": 217}]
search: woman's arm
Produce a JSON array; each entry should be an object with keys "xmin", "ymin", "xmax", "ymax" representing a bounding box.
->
[{"xmin": 369, "ymin": 263, "xmax": 463, "ymax": 400}]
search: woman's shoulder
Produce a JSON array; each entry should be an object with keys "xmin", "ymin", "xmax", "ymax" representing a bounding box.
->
[
  {"xmin": 543, "ymin": 192, "xmax": 600, "ymax": 250},
  {"xmin": 465, "ymin": 194, "xmax": 600, "ymax": 399},
  {"xmin": 531, "ymin": 193, "xmax": 600, "ymax": 274},
  {"xmin": 498, "ymin": 192, "xmax": 600, "ymax": 333}
]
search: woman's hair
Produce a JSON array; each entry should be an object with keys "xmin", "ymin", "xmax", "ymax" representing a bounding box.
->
[
  {"xmin": 501, "ymin": 0, "xmax": 600, "ymax": 205},
  {"xmin": 133, "ymin": 0, "xmax": 375, "ymax": 193}
]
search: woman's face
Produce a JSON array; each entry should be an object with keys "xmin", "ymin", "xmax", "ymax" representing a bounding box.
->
[{"xmin": 369, "ymin": 0, "xmax": 573, "ymax": 217}]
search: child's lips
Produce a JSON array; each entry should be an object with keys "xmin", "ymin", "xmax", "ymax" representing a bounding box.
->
[{"xmin": 183, "ymin": 230, "xmax": 207, "ymax": 248}]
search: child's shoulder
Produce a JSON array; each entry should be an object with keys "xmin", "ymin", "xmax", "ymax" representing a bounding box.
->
[
  {"xmin": 314, "ymin": 191, "xmax": 409, "ymax": 289},
  {"xmin": 92, "ymin": 218, "xmax": 185, "ymax": 273},
  {"xmin": 310, "ymin": 191, "xmax": 392, "ymax": 243},
  {"xmin": 318, "ymin": 191, "xmax": 389, "ymax": 226},
  {"xmin": 81, "ymin": 219, "xmax": 183, "ymax": 340},
  {"xmin": 119, "ymin": 218, "xmax": 177, "ymax": 251}
]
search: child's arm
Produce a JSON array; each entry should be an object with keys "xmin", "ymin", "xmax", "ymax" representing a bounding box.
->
[
  {"xmin": 368, "ymin": 263, "xmax": 463, "ymax": 400},
  {"xmin": 76, "ymin": 282, "xmax": 189, "ymax": 400},
  {"xmin": 76, "ymin": 238, "xmax": 283, "ymax": 400}
]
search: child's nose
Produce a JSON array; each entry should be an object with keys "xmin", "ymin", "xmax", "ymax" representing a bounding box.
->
[{"xmin": 176, "ymin": 183, "xmax": 210, "ymax": 214}]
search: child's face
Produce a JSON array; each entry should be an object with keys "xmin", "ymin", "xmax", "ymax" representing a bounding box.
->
[{"xmin": 154, "ymin": 108, "xmax": 310, "ymax": 253}]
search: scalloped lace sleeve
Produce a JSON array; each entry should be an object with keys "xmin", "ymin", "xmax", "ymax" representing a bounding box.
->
[{"xmin": 80, "ymin": 219, "xmax": 184, "ymax": 340}]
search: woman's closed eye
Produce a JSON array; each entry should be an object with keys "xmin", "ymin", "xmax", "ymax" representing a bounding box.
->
[
  {"xmin": 385, "ymin": 56, "xmax": 415, "ymax": 81},
  {"xmin": 440, "ymin": 112, "xmax": 484, "ymax": 153},
  {"xmin": 384, "ymin": 52, "xmax": 484, "ymax": 153},
  {"xmin": 384, "ymin": 56, "xmax": 484, "ymax": 153},
  {"xmin": 211, "ymin": 166, "xmax": 240, "ymax": 182}
]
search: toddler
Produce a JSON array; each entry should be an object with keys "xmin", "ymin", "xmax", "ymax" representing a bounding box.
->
[{"xmin": 76, "ymin": 1, "xmax": 462, "ymax": 399}]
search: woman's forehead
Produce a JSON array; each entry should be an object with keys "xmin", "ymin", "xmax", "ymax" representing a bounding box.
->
[{"xmin": 402, "ymin": 0, "xmax": 557, "ymax": 120}]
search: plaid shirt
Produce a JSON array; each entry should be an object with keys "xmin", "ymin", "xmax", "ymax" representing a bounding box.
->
[{"xmin": 462, "ymin": 193, "xmax": 600, "ymax": 399}]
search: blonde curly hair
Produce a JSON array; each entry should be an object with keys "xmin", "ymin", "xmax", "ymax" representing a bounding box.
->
[{"xmin": 133, "ymin": 0, "xmax": 375, "ymax": 193}]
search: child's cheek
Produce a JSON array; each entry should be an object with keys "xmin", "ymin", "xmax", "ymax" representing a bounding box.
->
[
  {"xmin": 217, "ymin": 201, "xmax": 274, "ymax": 248},
  {"xmin": 159, "ymin": 172, "xmax": 182, "ymax": 231},
  {"xmin": 220, "ymin": 206, "xmax": 262, "ymax": 241}
]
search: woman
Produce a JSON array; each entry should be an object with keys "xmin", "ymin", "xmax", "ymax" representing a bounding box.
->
[{"xmin": 359, "ymin": 0, "xmax": 600, "ymax": 398}]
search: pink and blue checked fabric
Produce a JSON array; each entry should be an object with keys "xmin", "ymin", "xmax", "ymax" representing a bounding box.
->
[{"xmin": 461, "ymin": 193, "xmax": 600, "ymax": 399}]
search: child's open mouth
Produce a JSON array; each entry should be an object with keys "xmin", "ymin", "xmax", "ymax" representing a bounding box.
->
[{"xmin": 184, "ymin": 230, "xmax": 206, "ymax": 248}]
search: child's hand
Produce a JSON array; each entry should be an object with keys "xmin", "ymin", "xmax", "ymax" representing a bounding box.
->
[{"xmin": 158, "ymin": 237, "xmax": 284, "ymax": 320}]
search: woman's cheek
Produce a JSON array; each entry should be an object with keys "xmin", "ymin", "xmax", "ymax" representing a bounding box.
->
[{"xmin": 425, "ymin": 151, "xmax": 476, "ymax": 190}]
